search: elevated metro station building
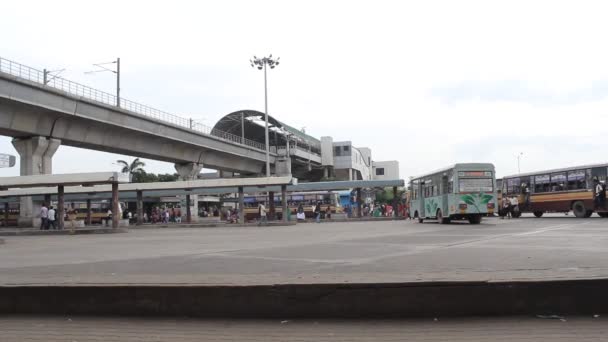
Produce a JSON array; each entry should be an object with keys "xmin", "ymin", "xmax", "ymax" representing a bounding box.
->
[{"xmin": 211, "ymin": 110, "xmax": 399, "ymax": 182}]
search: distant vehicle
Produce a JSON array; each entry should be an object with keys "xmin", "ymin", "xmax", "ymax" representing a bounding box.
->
[
  {"xmin": 409, "ymin": 163, "xmax": 497, "ymax": 224},
  {"xmin": 501, "ymin": 163, "xmax": 608, "ymax": 218}
]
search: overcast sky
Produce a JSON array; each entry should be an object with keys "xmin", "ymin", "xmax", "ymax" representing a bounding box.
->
[{"xmin": 2, "ymin": 0, "xmax": 608, "ymax": 179}]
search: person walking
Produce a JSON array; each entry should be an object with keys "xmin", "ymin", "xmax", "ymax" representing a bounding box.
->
[
  {"xmin": 258, "ymin": 202, "xmax": 268, "ymax": 226},
  {"xmin": 314, "ymin": 202, "xmax": 321, "ymax": 223},
  {"xmin": 47, "ymin": 206, "xmax": 57, "ymax": 230},
  {"xmin": 175, "ymin": 206, "xmax": 182, "ymax": 223},
  {"xmin": 40, "ymin": 203, "xmax": 49, "ymax": 230}
]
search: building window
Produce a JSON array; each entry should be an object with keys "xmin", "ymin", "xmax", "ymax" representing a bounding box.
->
[
  {"xmin": 343, "ymin": 146, "xmax": 350, "ymax": 152},
  {"xmin": 334, "ymin": 146, "xmax": 341, "ymax": 156},
  {"xmin": 376, "ymin": 168, "xmax": 385, "ymax": 176}
]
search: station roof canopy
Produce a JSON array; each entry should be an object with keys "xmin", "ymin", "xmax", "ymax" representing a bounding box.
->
[
  {"xmin": 0, "ymin": 172, "xmax": 129, "ymax": 190},
  {"xmin": 0, "ymin": 175, "xmax": 296, "ymax": 198},
  {"xmin": 212, "ymin": 110, "xmax": 321, "ymax": 149}
]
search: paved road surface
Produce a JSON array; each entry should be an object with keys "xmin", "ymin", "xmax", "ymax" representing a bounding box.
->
[
  {"xmin": 1, "ymin": 215, "xmax": 607, "ymax": 285},
  {"xmin": 1, "ymin": 315, "xmax": 606, "ymax": 341}
]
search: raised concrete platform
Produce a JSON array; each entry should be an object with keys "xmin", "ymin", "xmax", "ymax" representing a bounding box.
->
[{"xmin": 1, "ymin": 215, "xmax": 608, "ymax": 317}]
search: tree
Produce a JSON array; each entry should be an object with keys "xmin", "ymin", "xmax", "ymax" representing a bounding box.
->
[
  {"xmin": 116, "ymin": 158, "xmax": 146, "ymax": 176},
  {"xmin": 131, "ymin": 171, "xmax": 180, "ymax": 183}
]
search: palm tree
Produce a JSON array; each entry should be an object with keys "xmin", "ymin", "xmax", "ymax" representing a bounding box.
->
[{"xmin": 116, "ymin": 158, "xmax": 146, "ymax": 177}]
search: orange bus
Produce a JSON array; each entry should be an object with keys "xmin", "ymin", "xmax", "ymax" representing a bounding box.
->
[{"xmin": 501, "ymin": 163, "xmax": 608, "ymax": 218}]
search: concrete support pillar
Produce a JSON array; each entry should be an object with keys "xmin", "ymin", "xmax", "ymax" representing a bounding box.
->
[
  {"xmin": 269, "ymin": 191, "xmax": 275, "ymax": 221},
  {"xmin": 323, "ymin": 167, "xmax": 329, "ymax": 179},
  {"xmin": 11, "ymin": 136, "xmax": 60, "ymax": 227},
  {"xmin": 356, "ymin": 188, "xmax": 362, "ymax": 218},
  {"xmin": 393, "ymin": 186, "xmax": 399, "ymax": 217},
  {"xmin": 238, "ymin": 186, "xmax": 245, "ymax": 224},
  {"xmin": 175, "ymin": 162, "xmax": 203, "ymax": 222},
  {"xmin": 349, "ymin": 168, "xmax": 354, "ymax": 181},
  {"xmin": 136, "ymin": 190, "xmax": 143, "ymax": 225},
  {"xmin": 186, "ymin": 194, "xmax": 192, "ymax": 223},
  {"xmin": 86, "ymin": 199, "xmax": 92, "ymax": 226},
  {"xmin": 112, "ymin": 183, "xmax": 119, "ymax": 229},
  {"xmin": 281, "ymin": 185, "xmax": 288, "ymax": 223},
  {"xmin": 4, "ymin": 202, "xmax": 9, "ymax": 227},
  {"xmin": 57, "ymin": 185, "xmax": 64, "ymax": 230}
]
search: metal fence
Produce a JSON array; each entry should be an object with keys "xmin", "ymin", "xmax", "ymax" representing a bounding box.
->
[{"xmin": 0, "ymin": 57, "xmax": 266, "ymax": 151}]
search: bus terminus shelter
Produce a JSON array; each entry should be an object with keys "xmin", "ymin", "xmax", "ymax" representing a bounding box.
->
[
  {"xmin": 0, "ymin": 172, "xmax": 130, "ymax": 229},
  {"xmin": 0, "ymin": 175, "xmax": 297, "ymax": 226}
]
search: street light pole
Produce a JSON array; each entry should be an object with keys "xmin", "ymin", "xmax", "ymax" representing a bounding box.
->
[
  {"xmin": 250, "ymin": 55, "xmax": 280, "ymax": 177},
  {"xmin": 517, "ymin": 152, "xmax": 524, "ymax": 174},
  {"xmin": 263, "ymin": 61, "xmax": 270, "ymax": 177}
]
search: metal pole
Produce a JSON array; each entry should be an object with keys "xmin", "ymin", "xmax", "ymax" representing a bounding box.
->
[
  {"xmin": 238, "ymin": 186, "xmax": 245, "ymax": 224},
  {"xmin": 281, "ymin": 185, "xmax": 288, "ymax": 223},
  {"xmin": 116, "ymin": 57, "xmax": 121, "ymax": 107},
  {"xmin": 86, "ymin": 199, "xmax": 92, "ymax": 226},
  {"xmin": 112, "ymin": 183, "xmax": 119, "ymax": 228},
  {"xmin": 4, "ymin": 202, "xmax": 9, "ymax": 227},
  {"xmin": 264, "ymin": 62, "xmax": 270, "ymax": 177},
  {"xmin": 136, "ymin": 190, "xmax": 143, "ymax": 226},
  {"xmin": 269, "ymin": 191, "xmax": 275, "ymax": 220},
  {"xmin": 356, "ymin": 188, "xmax": 362, "ymax": 218},
  {"xmin": 393, "ymin": 186, "xmax": 399, "ymax": 218},
  {"xmin": 58, "ymin": 185, "xmax": 65, "ymax": 230},
  {"xmin": 43, "ymin": 69, "xmax": 48, "ymax": 85},
  {"xmin": 186, "ymin": 194, "xmax": 191, "ymax": 223},
  {"xmin": 241, "ymin": 112, "xmax": 245, "ymax": 142}
]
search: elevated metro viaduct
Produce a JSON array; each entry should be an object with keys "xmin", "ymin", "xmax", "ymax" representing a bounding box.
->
[{"xmin": 0, "ymin": 56, "xmax": 397, "ymax": 226}]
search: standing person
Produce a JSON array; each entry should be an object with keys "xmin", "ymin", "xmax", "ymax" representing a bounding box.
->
[
  {"xmin": 326, "ymin": 205, "xmax": 332, "ymax": 220},
  {"xmin": 106, "ymin": 208, "xmax": 112, "ymax": 227},
  {"xmin": 67, "ymin": 208, "xmax": 78, "ymax": 233},
  {"xmin": 511, "ymin": 196, "xmax": 519, "ymax": 218},
  {"xmin": 47, "ymin": 206, "xmax": 57, "ymax": 230},
  {"xmin": 175, "ymin": 206, "xmax": 182, "ymax": 223},
  {"xmin": 40, "ymin": 203, "xmax": 49, "ymax": 230},
  {"xmin": 594, "ymin": 178, "xmax": 603, "ymax": 209},
  {"xmin": 314, "ymin": 202, "xmax": 321, "ymax": 223},
  {"xmin": 501, "ymin": 197, "xmax": 511, "ymax": 219},
  {"xmin": 258, "ymin": 202, "xmax": 267, "ymax": 226}
]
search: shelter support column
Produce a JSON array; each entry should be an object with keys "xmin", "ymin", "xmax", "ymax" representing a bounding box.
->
[
  {"xmin": 393, "ymin": 186, "xmax": 399, "ymax": 217},
  {"xmin": 112, "ymin": 183, "xmax": 119, "ymax": 229},
  {"xmin": 238, "ymin": 186, "xmax": 245, "ymax": 224},
  {"xmin": 86, "ymin": 199, "xmax": 92, "ymax": 226},
  {"xmin": 175, "ymin": 162, "xmax": 203, "ymax": 223},
  {"xmin": 356, "ymin": 188, "xmax": 362, "ymax": 218},
  {"xmin": 281, "ymin": 185, "xmax": 288, "ymax": 223},
  {"xmin": 186, "ymin": 194, "xmax": 192, "ymax": 223},
  {"xmin": 57, "ymin": 185, "xmax": 64, "ymax": 230},
  {"xmin": 11, "ymin": 136, "xmax": 60, "ymax": 227},
  {"xmin": 269, "ymin": 191, "xmax": 275, "ymax": 220},
  {"xmin": 136, "ymin": 190, "xmax": 143, "ymax": 225},
  {"xmin": 4, "ymin": 202, "xmax": 9, "ymax": 227}
]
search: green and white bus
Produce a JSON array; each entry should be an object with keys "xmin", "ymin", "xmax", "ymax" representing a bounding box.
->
[{"xmin": 409, "ymin": 163, "xmax": 497, "ymax": 224}]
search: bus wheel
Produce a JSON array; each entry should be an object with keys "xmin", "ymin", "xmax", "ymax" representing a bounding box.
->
[
  {"xmin": 468, "ymin": 214, "xmax": 482, "ymax": 224},
  {"xmin": 599, "ymin": 212, "xmax": 608, "ymax": 218},
  {"xmin": 437, "ymin": 209, "xmax": 450, "ymax": 224},
  {"xmin": 418, "ymin": 218, "xmax": 424, "ymax": 223},
  {"xmin": 533, "ymin": 211, "xmax": 544, "ymax": 218},
  {"xmin": 572, "ymin": 201, "xmax": 587, "ymax": 218}
]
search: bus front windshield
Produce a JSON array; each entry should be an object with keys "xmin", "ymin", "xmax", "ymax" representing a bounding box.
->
[{"xmin": 458, "ymin": 178, "xmax": 493, "ymax": 193}]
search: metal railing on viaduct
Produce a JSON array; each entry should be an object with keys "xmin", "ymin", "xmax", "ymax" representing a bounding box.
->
[{"xmin": 0, "ymin": 57, "xmax": 266, "ymax": 151}]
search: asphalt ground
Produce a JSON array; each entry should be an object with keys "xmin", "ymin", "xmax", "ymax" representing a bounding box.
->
[
  {"xmin": 1, "ymin": 214, "xmax": 607, "ymax": 285},
  {"xmin": 1, "ymin": 315, "xmax": 606, "ymax": 341}
]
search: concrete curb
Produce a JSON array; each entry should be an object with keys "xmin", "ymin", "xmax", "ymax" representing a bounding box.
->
[
  {"xmin": 0, "ymin": 228, "xmax": 128, "ymax": 237},
  {"xmin": 2, "ymin": 279, "xmax": 607, "ymax": 318},
  {"xmin": 131, "ymin": 222, "xmax": 297, "ymax": 229}
]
